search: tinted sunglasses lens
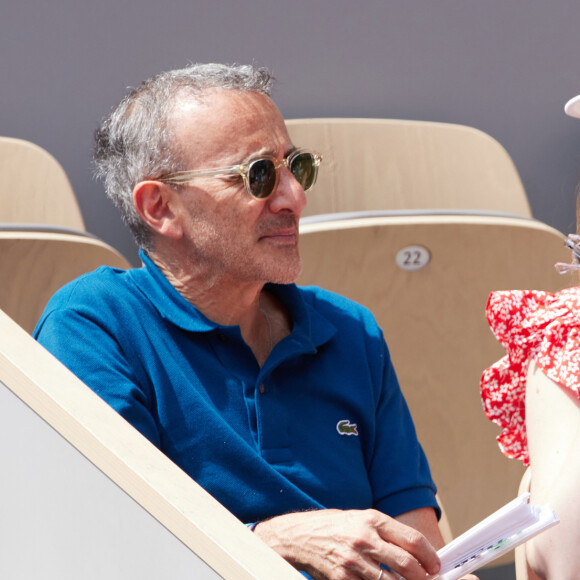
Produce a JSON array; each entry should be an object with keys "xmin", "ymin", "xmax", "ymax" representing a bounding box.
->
[
  {"xmin": 291, "ymin": 153, "xmax": 317, "ymax": 191},
  {"xmin": 248, "ymin": 159, "xmax": 277, "ymax": 198}
]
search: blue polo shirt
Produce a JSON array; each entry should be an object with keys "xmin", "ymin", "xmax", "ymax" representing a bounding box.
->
[{"xmin": 34, "ymin": 251, "xmax": 438, "ymax": 524}]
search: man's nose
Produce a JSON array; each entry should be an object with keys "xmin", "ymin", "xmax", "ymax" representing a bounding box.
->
[{"xmin": 268, "ymin": 166, "xmax": 307, "ymax": 215}]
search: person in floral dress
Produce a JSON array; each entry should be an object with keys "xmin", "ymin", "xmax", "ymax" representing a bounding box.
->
[{"xmin": 480, "ymin": 96, "xmax": 580, "ymax": 580}]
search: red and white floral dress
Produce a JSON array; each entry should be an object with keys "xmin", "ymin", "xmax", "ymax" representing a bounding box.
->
[{"xmin": 480, "ymin": 287, "xmax": 580, "ymax": 465}]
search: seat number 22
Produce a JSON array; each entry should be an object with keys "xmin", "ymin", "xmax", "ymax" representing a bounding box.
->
[{"xmin": 395, "ymin": 245, "xmax": 430, "ymax": 271}]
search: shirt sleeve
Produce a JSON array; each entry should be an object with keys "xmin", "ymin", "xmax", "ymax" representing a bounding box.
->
[
  {"xmin": 34, "ymin": 303, "xmax": 162, "ymax": 449},
  {"xmin": 367, "ymin": 334, "xmax": 440, "ymax": 519}
]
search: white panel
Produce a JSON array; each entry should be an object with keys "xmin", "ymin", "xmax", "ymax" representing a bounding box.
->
[{"xmin": 0, "ymin": 380, "xmax": 220, "ymax": 580}]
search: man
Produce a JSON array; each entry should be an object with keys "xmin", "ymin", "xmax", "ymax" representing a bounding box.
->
[{"xmin": 34, "ymin": 64, "xmax": 469, "ymax": 580}]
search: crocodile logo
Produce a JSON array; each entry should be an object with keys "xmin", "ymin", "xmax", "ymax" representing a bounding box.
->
[{"xmin": 336, "ymin": 419, "xmax": 359, "ymax": 436}]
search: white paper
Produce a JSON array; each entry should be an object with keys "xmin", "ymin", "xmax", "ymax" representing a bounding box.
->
[{"xmin": 428, "ymin": 493, "xmax": 558, "ymax": 580}]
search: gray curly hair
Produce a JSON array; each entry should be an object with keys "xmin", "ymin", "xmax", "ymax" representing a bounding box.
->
[{"xmin": 93, "ymin": 63, "xmax": 275, "ymax": 249}]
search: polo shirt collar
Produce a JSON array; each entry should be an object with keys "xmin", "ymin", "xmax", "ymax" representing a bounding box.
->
[
  {"xmin": 131, "ymin": 250, "xmax": 218, "ymax": 332},
  {"xmin": 132, "ymin": 250, "xmax": 336, "ymax": 350}
]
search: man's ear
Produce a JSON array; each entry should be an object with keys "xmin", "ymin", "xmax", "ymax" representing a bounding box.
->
[{"xmin": 133, "ymin": 181, "xmax": 183, "ymax": 239}]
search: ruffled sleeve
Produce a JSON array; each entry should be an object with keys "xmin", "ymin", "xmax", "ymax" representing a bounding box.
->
[{"xmin": 480, "ymin": 287, "xmax": 580, "ymax": 465}]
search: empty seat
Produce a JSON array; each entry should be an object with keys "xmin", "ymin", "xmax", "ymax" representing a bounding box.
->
[
  {"xmin": 0, "ymin": 230, "xmax": 131, "ymax": 333},
  {"xmin": 286, "ymin": 118, "xmax": 532, "ymax": 218},
  {"xmin": 0, "ymin": 136, "xmax": 85, "ymax": 230}
]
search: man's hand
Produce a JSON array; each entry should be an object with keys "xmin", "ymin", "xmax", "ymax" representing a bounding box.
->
[
  {"xmin": 394, "ymin": 509, "xmax": 478, "ymax": 580},
  {"xmin": 253, "ymin": 508, "xmax": 441, "ymax": 580}
]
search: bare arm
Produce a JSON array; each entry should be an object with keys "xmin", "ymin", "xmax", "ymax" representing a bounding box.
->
[
  {"xmin": 525, "ymin": 360, "xmax": 580, "ymax": 578},
  {"xmin": 395, "ymin": 507, "xmax": 444, "ymax": 549}
]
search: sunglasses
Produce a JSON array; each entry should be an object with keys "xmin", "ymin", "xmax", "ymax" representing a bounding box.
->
[{"xmin": 157, "ymin": 148, "xmax": 322, "ymax": 200}]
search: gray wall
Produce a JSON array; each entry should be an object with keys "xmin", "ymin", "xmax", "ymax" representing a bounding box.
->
[{"xmin": 3, "ymin": 0, "xmax": 580, "ymax": 267}]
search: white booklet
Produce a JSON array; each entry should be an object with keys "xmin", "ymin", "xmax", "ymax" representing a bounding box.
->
[{"xmin": 427, "ymin": 493, "xmax": 559, "ymax": 580}]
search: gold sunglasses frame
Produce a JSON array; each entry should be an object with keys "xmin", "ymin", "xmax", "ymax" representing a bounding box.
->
[{"xmin": 157, "ymin": 148, "xmax": 322, "ymax": 199}]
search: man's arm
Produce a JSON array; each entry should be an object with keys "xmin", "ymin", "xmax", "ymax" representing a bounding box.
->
[
  {"xmin": 395, "ymin": 506, "xmax": 444, "ymax": 550},
  {"xmin": 395, "ymin": 508, "xmax": 478, "ymax": 580},
  {"xmin": 35, "ymin": 305, "xmax": 162, "ymax": 447}
]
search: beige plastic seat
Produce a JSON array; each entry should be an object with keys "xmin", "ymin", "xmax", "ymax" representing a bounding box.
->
[
  {"xmin": 0, "ymin": 136, "xmax": 85, "ymax": 230},
  {"xmin": 437, "ymin": 494, "xmax": 453, "ymax": 545},
  {"xmin": 0, "ymin": 230, "xmax": 131, "ymax": 334},
  {"xmin": 286, "ymin": 118, "xmax": 532, "ymax": 218},
  {"xmin": 297, "ymin": 212, "xmax": 571, "ymax": 568}
]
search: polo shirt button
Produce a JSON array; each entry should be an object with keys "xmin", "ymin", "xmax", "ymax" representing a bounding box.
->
[
  {"xmin": 218, "ymin": 333, "xmax": 228, "ymax": 342},
  {"xmin": 259, "ymin": 383, "xmax": 265, "ymax": 394}
]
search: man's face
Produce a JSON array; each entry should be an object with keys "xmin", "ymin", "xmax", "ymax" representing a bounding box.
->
[{"xmin": 168, "ymin": 90, "xmax": 307, "ymax": 287}]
